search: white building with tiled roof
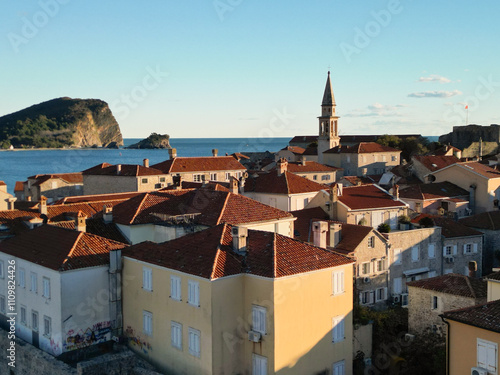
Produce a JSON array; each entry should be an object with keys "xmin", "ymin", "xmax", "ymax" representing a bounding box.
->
[{"xmin": 0, "ymin": 224, "xmax": 127, "ymax": 357}]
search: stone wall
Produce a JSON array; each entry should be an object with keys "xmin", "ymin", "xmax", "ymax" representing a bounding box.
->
[
  {"xmin": 439, "ymin": 124, "xmax": 500, "ymax": 151},
  {"xmin": 0, "ymin": 332, "xmax": 161, "ymax": 375}
]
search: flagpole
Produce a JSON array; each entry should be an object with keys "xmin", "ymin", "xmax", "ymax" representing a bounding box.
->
[{"xmin": 465, "ymin": 105, "xmax": 469, "ymax": 125}]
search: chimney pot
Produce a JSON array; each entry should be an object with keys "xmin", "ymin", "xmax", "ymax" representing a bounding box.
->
[
  {"xmin": 76, "ymin": 211, "xmax": 86, "ymax": 232},
  {"xmin": 169, "ymin": 148, "xmax": 177, "ymax": 160},
  {"xmin": 277, "ymin": 158, "xmax": 288, "ymax": 176},
  {"xmin": 393, "ymin": 184, "xmax": 399, "ymax": 200},
  {"xmin": 212, "ymin": 149, "xmax": 218, "ymax": 157},
  {"xmin": 312, "ymin": 221, "xmax": 328, "ymax": 248},
  {"xmin": 39, "ymin": 196, "xmax": 48, "ymax": 215},
  {"xmin": 301, "ymin": 156, "xmax": 306, "ymax": 166},
  {"xmin": 103, "ymin": 204, "xmax": 113, "ymax": 224},
  {"xmin": 116, "ymin": 164, "xmax": 122, "ymax": 175},
  {"xmin": 143, "ymin": 159, "xmax": 149, "ymax": 168},
  {"xmin": 329, "ymin": 223, "xmax": 342, "ymax": 248},
  {"xmin": 230, "ymin": 176, "xmax": 239, "ymax": 195},
  {"xmin": 232, "ymin": 226, "xmax": 248, "ymax": 253}
]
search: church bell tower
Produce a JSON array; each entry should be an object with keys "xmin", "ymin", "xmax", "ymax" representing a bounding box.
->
[{"xmin": 317, "ymin": 71, "xmax": 340, "ymax": 164}]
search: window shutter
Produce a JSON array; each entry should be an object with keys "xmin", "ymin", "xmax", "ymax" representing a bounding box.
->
[
  {"xmin": 143, "ymin": 269, "xmax": 147, "ymax": 288},
  {"xmin": 478, "ymin": 341, "xmax": 488, "ymax": 369},
  {"xmin": 474, "ymin": 243, "xmax": 478, "ymax": 253},
  {"xmin": 340, "ymin": 317, "xmax": 345, "ymax": 339},
  {"xmin": 443, "ymin": 246, "xmax": 447, "ymax": 256},
  {"xmin": 384, "ymin": 287, "xmax": 388, "ymax": 300},
  {"xmin": 359, "ymin": 292, "xmax": 363, "ymax": 304},
  {"xmin": 463, "ymin": 244, "xmax": 466, "ymax": 254},
  {"xmin": 453, "ymin": 245, "xmax": 457, "ymax": 255}
]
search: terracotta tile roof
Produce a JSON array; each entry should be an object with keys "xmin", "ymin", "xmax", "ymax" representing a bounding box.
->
[
  {"xmin": 399, "ymin": 182, "xmax": 469, "ymax": 200},
  {"xmin": 338, "ymin": 184, "xmax": 407, "ymax": 210},
  {"xmin": 231, "ymin": 152, "xmax": 250, "ymax": 160},
  {"xmin": 0, "ymin": 225, "xmax": 127, "ymax": 271},
  {"xmin": 434, "ymin": 145, "xmax": 461, "ymax": 156},
  {"xmin": 124, "ymin": 224, "xmax": 353, "ymax": 280},
  {"xmin": 49, "ymin": 219, "xmax": 129, "ymax": 244},
  {"xmin": 245, "ymin": 171, "xmax": 327, "ymax": 195},
  {"xmin": 14, "ymin": 181, "xmax": 24, "ymax": 192},
  {"xmin": 332, "ymin": 222, "xmax": 375, "ymax": 254},
  {"xmin": 110, "ymin": 189, "xmax": 293, "ymax": 226},
  {"xmin": 413, "ymin": 155, "xmax": 460, "ymax": 172},
  {"xmin": 485, "ymin": 271, "xmax": 500, "ymax": 281},
  {"xmin": 280, "ymin": 146, "xmax": 306, "ymax": 155},
  {"xmin": 28, "ymin": 173, "xmax": 83, "ymax": 185},
  {"xmin": 454, "ymin": 161, "xmax": 500, "ymax": 179},
  {"xmin": 82, "ymin": 163, "xmax": 165, "ymax": 177},
  {"xmin": 291, "ymin": 207, "xmax": 329, "ymax": 241},
  {"xmin": 443, "ymin": 299, "xmax": 500, "ymax": 333},
  {"xmin": 279, "ymin": 161, "xmax": 340, "ymax": 173},
  {"xmin": 324, "ymin": 142, "xmax": 400, "ymax": 154},
  {"xmin": 460, "ymin": 211, "xmax": 500, "ymax": 231},
  {"xmin": 412, "ymin": 214, "xmax": 482, "ymax": 238},
  {"xmin": 151, "ymin": 156, "xmax": 246, "ymax": 174},
  {"xmin": 0, "ymin": 181, "xmax": 5, "ymax": 186},
  {"xmin": 408, "ymin": 274, "xmax": 486, "ymax": 299},
  {"xmin": 340, "ymin": 176, "xmax": 377, "ymax": 186}
]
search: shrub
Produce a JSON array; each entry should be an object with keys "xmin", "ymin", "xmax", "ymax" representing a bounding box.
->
[
  {"xmin": 419, "ymin": 216, "xmax": 434, "ymax": 228},
  {"xmin": 378, "ymin": 223, "xmax": 391, "ymax": 233}
]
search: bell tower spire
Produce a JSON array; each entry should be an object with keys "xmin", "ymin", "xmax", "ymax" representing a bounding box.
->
[{"xmin": 318, "ymin": 71, "xmax": 340, "ymax": 164}]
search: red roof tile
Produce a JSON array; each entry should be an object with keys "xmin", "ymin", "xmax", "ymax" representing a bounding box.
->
[
  {"xmin": 459, "ymin": 211, "xmax": 500, "ymax": 231},
  {"xmin": 0, "ymin": 225, "xmax": 127, "ymax": 271},
  {"xmin": 291, "ymin": 207, "xmax": 329, "ymax": 241},
  {"xmin": 280, "ymin": 146, "xmax": 306, "ymax": 155},
  {"xmin": 278, "ymin": 161, "xmax": 340, "ymax": 173},
  {"xmin": 339, "ymin": 184, "xmax": 407, "ymax": 210},
  {"xmin": 245, "ymin": 171, "xmax": 327, "ymax": 195},
  {"xmin": 413, "ymin": 155, "xmax": 460, "ymax": 172},
  {"xmin": 82, "ymin": 163, "xmax": 165, "ymax": 176},
  {"xmin": 399, "ymin": 182, "xmax": 469, "ymax": 200},
  {"xmin": 28, "ymin": 173, "xmax": 83, "ymax": 184},
  {"xmin": 325, "ymin": 142, "xmax": 400, "ymax": 154},
  {"xmin": 408, "ymin": 274, "xmax": 486, "ymax": 299},
  {"xmin": 14, "ymin": 181, "xmax": 24, "ymax": 192},
  {"xmin": 124, "ymin": 224, "xmax": 353, "ymax": 280},
  {"xmin": 152, "ymin": 156, "xmax": 246, "ymax": 174},
  {"xmin": 453, "ymin": 161, "xmax": 500, "ymax": 179},
  {"xmin": 0, "ymin": 181, "xmax": 5, "ymax": 186},
  {"xmin": 412, "ymin": 214, "xmax": 483, "ymax": 238},
  {"xmin": 443, "ymin": 299, "xmax": 500, "ymax": 332}
]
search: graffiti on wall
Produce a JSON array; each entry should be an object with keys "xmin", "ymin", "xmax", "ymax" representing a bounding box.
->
[
  {"xmin": 64, "ymin": 320, "xmax": 111, "ymax": 351},
  {"xmin": 125, "ymin": 326, "xmax": 152, "ymax": 354}
]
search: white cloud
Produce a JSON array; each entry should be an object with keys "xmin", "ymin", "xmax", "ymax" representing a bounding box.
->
[
  {"xmin": 344, "ymin": 103, "xmax": 406, "ymax": 117},
  {"xmin": 418, "ymin": 74, "xmax": 452, "ymax": 83},
  {"xmin": 408, "ymin": 90, "xmax": 462, "ymax": 98}
]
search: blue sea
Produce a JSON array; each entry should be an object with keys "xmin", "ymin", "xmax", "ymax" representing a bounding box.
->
[{"xmin": 0, "ymin": 138, "xmax": 290, "ymax": 194}]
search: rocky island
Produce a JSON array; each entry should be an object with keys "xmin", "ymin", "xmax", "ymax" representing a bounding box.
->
[
  {"xmin": 127, "ymin": 133, "xmax": 172, "ymax": 149},
  {"xmin": 0, "ymin": 97, "xmax": 123, "ymax": 149}
]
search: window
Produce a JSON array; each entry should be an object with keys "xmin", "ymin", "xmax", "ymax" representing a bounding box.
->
[
  {"xmin": 143, "ymin": 311, "xmax": 153, "ymax": 336},
  {"xmin": 225, "ymin": 172, "xmax": 231, "ymax": 181},
  {"xmin": 322, "ymin": 175, "xmax": 331, "ymax": 181},
  {"xmin": 253, "ymin": 354, "xmax": 267, "ymax": 375},
  {"xmin": 210, "ymin": 173, "xmax": 217, "ymax": 181},
  {"xmin": 32, "ymin": 311, "xmax": 39, "ymax": 331},
  {"xmin": 332, "ymin": 316, "xmax": 345, "ymax": 342},
  {"xmin": 252, "ymin": 305, "xmax": 266, "ymax": 334},
  {"xmin": 394, "ymin": 248, "xmax": 402, "ymax": 264},
  {"xmin": 143, "ymin": 267, "xmax": 152, "ymax": 291},
  {"xmin": 0, "ymin": 295, "xmax": 5, "ymax": 314},
  {"xmin": 431, "ymin": 296, "xmax": 439, "ymax": 310},
  {"xmin": 170, "ymin": 275, "xmax": 181, "ymax": 301},
  {"xmin": 193, "ymin": 174, "xmax": 205, "ymax": 182},
  {"xmin": 428, "ymin": 244, "xmax": 435, "ymax": 259},
  {"xmin": 411, "ymin": 246, "xmax": 419, "ymax": 262},
  {"xmin": 376, "ymin": 288, "xmax": 387, "ymax": 302},
  {"xmin": 368, "ymin": 236, "xmax": 375, "ymax": 248},
  {"xmin": 333, "ymin": 360, "xmax": 345, "ymax": 375},
  {"xmin": 188, "ymin": 328, "xmax": 201, "ymax": 357},
  {"xmin": 42, "ymin": 277, "xmax": 50, "ymax": 298},
  {"xmin": 20, "ymin": 306, "xmax": 26, "ymax": 325},
  {"xmin": 30, "ymin": 272, "xmax": 37, "ymax": 293},
  {"xmin": 43, "ymin": 316, "xmax": 51, "ymax": 337},
  {"xmin": 141, "ymin": 178, "xmax": 148, "ymax": 184},
  {"xmin": 303, "ymin": 198, "xmax": 309, "ymax": 207},
  {"xmin": 393, "ymin": 277, "xmax": 402, "ymax": 295},
  {"xmin": 361, "ymin": 291, "xmax": 374, "ymax": 305},
  {"xmin": 444, "ymin": 245, "xmax": 453, "ymax": 256},
  {"xmin": 392, "ymin": 155, "xmax": 397, "ymax": 162},
  {"xmin": 382, "ymin": 155, "xmax": 387, "ymax": 162},
  {"xmin": 159, "ymin": 177, "xmax": 166, "ymax": 182},
  {"xmin": 188, "ymin": 280, "xmax": 200, "ymax": 307},
  {"xmin": 18, "ymin": 268, "xmax": 25, "ymax": 288},
  {"xmin": 361, "ymin": 262, "xmax": 371, "ymax": 275},
  {"xmin": 171, "ymin": 321, "xmax": 182, "ymax": 349},
  {"xmin": 376, "ymin": 259, "xmax": 386, "ymax": 272},
  {"xmin": 477, "ymin": 338, "xmax": 498, "ymax": 373},
  {"xmin": 464, "ymin": 243, "xmax": 477, "ymax": 254},
  {"xmin": 332, "ymin": 270, "xmax": 345, "ymax": 295}
]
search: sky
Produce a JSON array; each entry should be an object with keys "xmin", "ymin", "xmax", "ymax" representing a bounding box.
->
[{"xmin": 2, "ymin": 1, "xmax": 500, "ymax": 139}]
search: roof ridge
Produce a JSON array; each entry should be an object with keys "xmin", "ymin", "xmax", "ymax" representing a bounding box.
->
[
  {"xmin": 216, "ymin": 192, "xmax": 231, "ymax": 225},
  {"xmin": 60, "ymin": 231, "xmax": 83, "ymax": 270},
  {"xmin": 210, "ymin": 224, "xmax": 228, "ymax": 280},
  {"xmin": 130, "ymin": 193, "xmax": 149, "ymax": 225},
  {"xmin": 273, "ymin": 232, "xmax": 277, "ymax": 278}
]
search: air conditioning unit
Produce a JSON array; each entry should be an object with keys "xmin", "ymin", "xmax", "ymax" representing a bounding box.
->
[
  {"xmin": 446, "ymin": 256, "xmax": 455, "ymax": 264},
  {"xmin": 438, "ymin": 207, "xmax": 446, "ymax": 216},
  {"xmin": 363, "ymin": 277, "xmax": 371, "ymax": 284},
  {"xmin": 471, "ymin": 367, "xmax": 488, "ymax": 375},
  {"xmin": 248, "ymin": 330, "xmax": 262, "ymax": 343},
  {"xmin": 404, "ymin": 333, "xmax": 415, "ymax": 342},
  {"xmin": 392, "ymin": 294, "xmax": 401, "ymax": 304},
  {"xmin": 401, "ymin": 293, "xmax": 409, "ymax": 307}
]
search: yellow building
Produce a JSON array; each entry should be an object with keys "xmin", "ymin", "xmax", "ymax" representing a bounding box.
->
[{"xmin": 122, "ymin": 224, "xmax": 354, "ymax": 375}]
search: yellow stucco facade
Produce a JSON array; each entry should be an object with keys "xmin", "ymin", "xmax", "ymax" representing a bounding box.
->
[{"xmin": 122, "ymin": 256, "xmax": 353, "ymax": 374}]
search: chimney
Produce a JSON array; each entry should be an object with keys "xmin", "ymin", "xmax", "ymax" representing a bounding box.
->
[
  {"xmin": 76, "ymin": 211, "xmax": 86, "ymax": 232},
  {"xmin": 301, "ymin": 156, "xmax": 306, "ymax": 166},
  {"xmin": 232, "ymin": 226, "xmax": 248, "ymax": 254},
  {"xmin": 277, "ymin": 158, "xmax": 288, "ymax": 176},
  {"xmin": 173, "ymin": 175, "xmax": 182, "ymax": 190},
  {"xmin": 468, "ymin": 261, "xmax": 477, "ymax": 278},
  {"xmin": 143, "ymin": 159, "xmax": 149, "ymax": 168},
  {"xmin": 312, "ymin": 221, "xmax": 328, "ymax": 248},
  {"xmin": 39, "ymin": 196, "xmax": 47, "ymax": 215},
  {"xmin": 393, "ymin": 184, "xmax": 399, "ymax": 200},
  {"xmin": 7, "ymin": 197, "xmax": 16, "ymax": 211},
  {"xmin": 230, "ymin": 176, "xmax": 239, "ymax": 195},
  {"xmin": 116, "ymin": 164, "xmax": 122, "ymax": 175},
  {"xmin": 168, "ymin": 148, "xmax": 177, "ymax": 160},
  {"xmin": 27, "ymin": 196, "xmax": 32, "ymax": 202},
  {"xmin": 212, "ymin": 149, "xmax": 218, "ymax": 157},
  {"xmin": 103, "ymin": 204, "xmax": 113, "ymax": 224},
  {"xmin": 329, "ymin": 223, "xmax": 342, "ymax": 248}
]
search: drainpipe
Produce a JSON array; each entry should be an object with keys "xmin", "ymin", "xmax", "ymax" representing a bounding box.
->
[{"xmin": 440, "ymin": 314, "xmax": 450, "ymax": 375}]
